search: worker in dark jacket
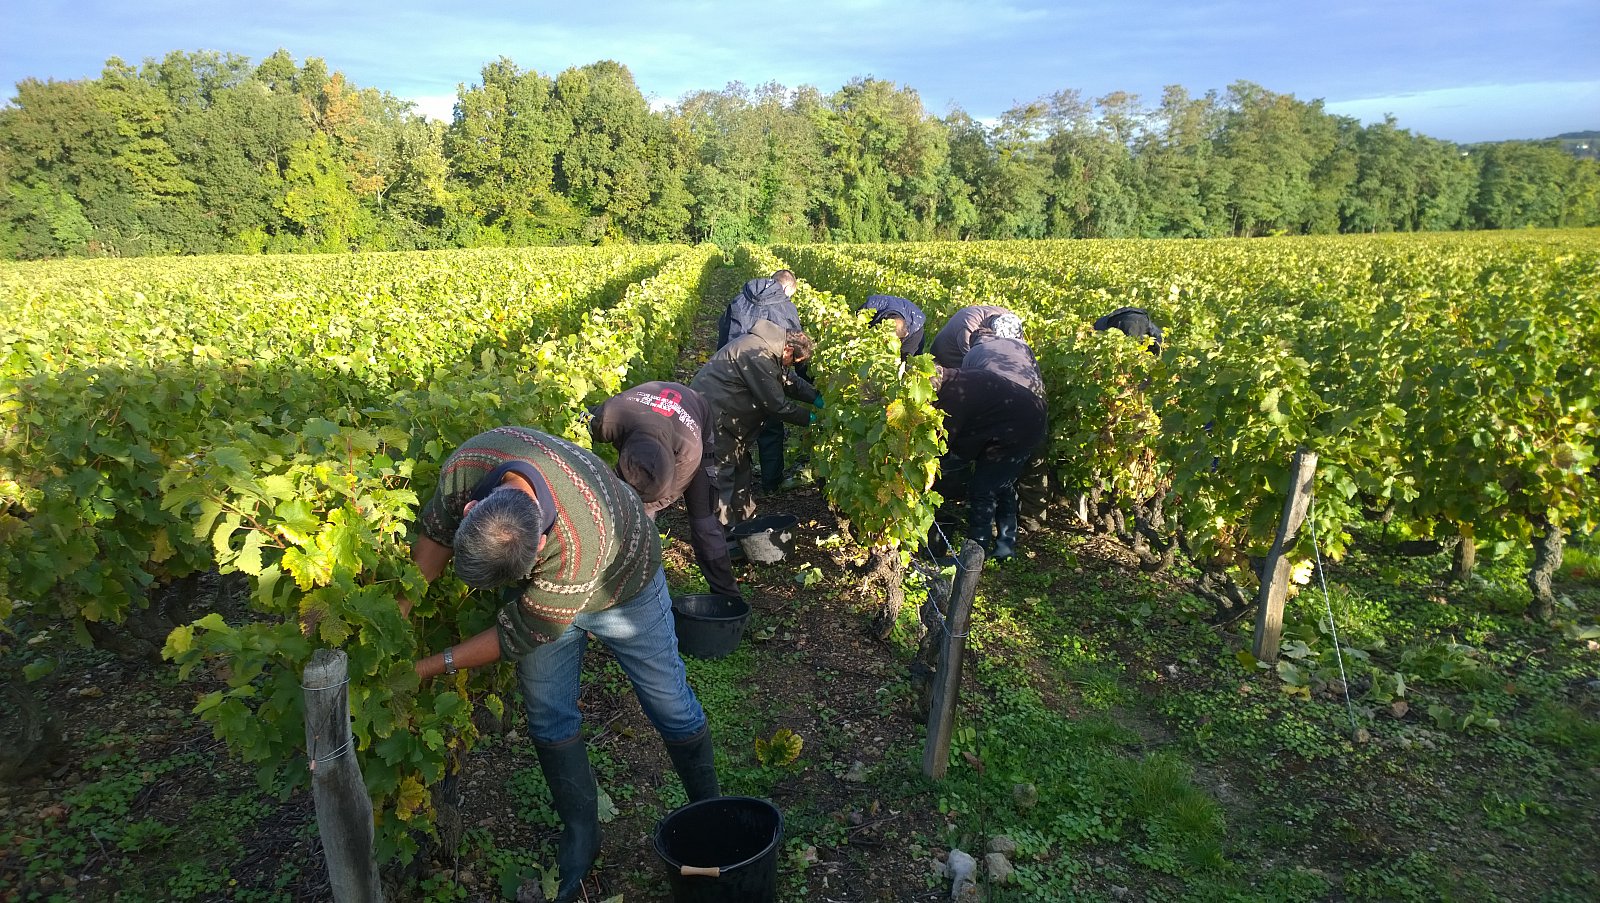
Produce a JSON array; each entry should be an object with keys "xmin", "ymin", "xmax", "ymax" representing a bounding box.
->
[
  {"xmin": 586, "ymin": 381, "xmax": 741, "ymax": 599},
  {"xmin": 1093, "ymin": 306, "xmax": 1163, "ymax": 356},
  {"xmin": 933, "ymin": 366, "xmax": 1048, "ymax": 560},
  {"xmin": 719, "ymin": 270, "xmax": 800, "ymax": 347},
  {"xmin": 718, "ymin": 270, "xmax": 804, "ymax": 490},
  {"xmin": 961, "ymin": 312, "xmax": 1045, "ymax": 399},
  {"xmin": 860, "ymin": 294, "xmax": 927, "ymax": 360},
  {"xmin": 931, "ymin": 305, "xmax": 1021, "ymax": 368},
  {"xmin": 692, "ymin": 322, "xmax": 820, "ymax": 529}
]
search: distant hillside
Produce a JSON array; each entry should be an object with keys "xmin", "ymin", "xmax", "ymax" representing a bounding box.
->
[{"xmin": 1554, "ymin": 132, "xmax": 1598, "ymax": 159}]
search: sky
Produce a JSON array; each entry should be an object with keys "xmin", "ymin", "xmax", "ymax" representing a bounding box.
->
[{"xmin": 2, "ymin": 0, "xmax": 1596, "ymax": 144}]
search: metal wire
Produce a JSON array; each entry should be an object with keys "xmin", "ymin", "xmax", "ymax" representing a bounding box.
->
[
  {"xmin": 307, "ymin": 739, "xmax": 353, "ymax": 772},
  {"xmin": 914, "ymin": 518, "xmax": 974, "ymax": 638},
  {"xmin": 303, "ymin": 677, "xmax": 354, "ymax": 772},
  {"xmin": 1309, "ymin": 494, "xmax": 1360, "ymax": 737}
]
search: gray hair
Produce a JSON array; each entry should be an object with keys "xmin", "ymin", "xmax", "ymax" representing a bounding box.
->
[{"xmin": 453, "ymin": 489, "xmax": 544, "ymax": 587}]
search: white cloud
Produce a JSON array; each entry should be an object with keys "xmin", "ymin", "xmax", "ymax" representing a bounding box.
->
[
  {"xmin": 1325, "ymin": 80, "xmax": 1600, "ymax": 143},
  {"xmin": 404, "ymin": 94, "xmax": 457, "ymax": 122}
]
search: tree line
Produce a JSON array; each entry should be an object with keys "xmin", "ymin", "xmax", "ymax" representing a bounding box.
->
[{"xmin": 2, "ymin": 49, "xmax": 1597, "ymax": 259}]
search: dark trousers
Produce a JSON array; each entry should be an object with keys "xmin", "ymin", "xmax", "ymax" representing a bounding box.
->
[
  {"xmin": 756, "ymin": 418, "xmax": 785, "ymax": 490},
  {"xmin": 940, "ymin": 452, "xmax": 1029, "ymax": 552}
]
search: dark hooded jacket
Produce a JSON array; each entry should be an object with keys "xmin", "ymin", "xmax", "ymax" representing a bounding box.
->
[
  {"xmin": 861, "ymin": 294, "xmax": 927, "ymax": 360},
  {"xmin": 587, "ymin": 381, "xmax": 711, "ymax": 516},
  {"xmin": 1093, "ymin": 306, "xmax": 1163, "ymax": 356},
  {"xmin": 961, "ymin": 336, "xmax": 1045, "ymax": 399},
  {"xmin": 935, "ymin": 368, "xmax": 1048, "ymax": 462},
  {"xmin": 931, "ymin": 305, "xmax": 1015, "ymax": 368},
  {"xmin": 692, "ymin": 319, "xmax": 819, "ymax": 440},
  {"xmin": 719, "ymin": 278, "xmax": 802, "ymax": 348}
]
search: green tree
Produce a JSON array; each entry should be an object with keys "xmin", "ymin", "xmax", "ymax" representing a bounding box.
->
[
  {"xmin": 1410, "ymin": 137, "xmax": 1474, "ymax": 231},
  {"xmin": 814, "ymin": 77, "xmax": 948, "ymax": 241},
  {"xmin": 1214, "ymin": 81, "xmax": 1345, "ymax": 235},
  {"xmin": 278, "ymin": 132, "xmax": 373, "ymax": 251},
  {"xmin": 552, "ymin": 60, "xmax": 655, "ymax": 241},
  {"xmin": 445, "ymin": 57, "xmax": 577, "ymax": 244},
  {"xmin": 1470, "ymin": 141, "xmax": 1579, "ymax": 228},
  {"xmin": 1134, "ymin": 86, "xmax": 1230, "ymax": 237},
  {"xmin": 1043, "ymin": 90, "xmax": 1140, "ymax": 238}
]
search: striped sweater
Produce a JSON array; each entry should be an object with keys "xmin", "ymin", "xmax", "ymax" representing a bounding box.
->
[{"xmin": 418, "ymin": 427, "xmax": 660, "ymax": 656}]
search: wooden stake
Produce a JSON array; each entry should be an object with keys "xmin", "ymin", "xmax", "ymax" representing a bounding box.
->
[
  {"xmin": 923, "ymin": 540, "xmax": 986, "ymax": 780},
  {"xmin": 302, "ymin": 649, "xmax": 383, "ymax": 903},
  {"xmin": 1253, "ymin": 449, "xmax": 1318, "ymax": 663}
]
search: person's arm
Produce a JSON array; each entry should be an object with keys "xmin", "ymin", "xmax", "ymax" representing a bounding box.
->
[
  {"xmin": 685, "ymin": 464, "xmax": 741, "ymax": 598},
  {"xmin": 740, "ymin": 353, "xmax": 812, "ymax": 426},
  {"xmin": 904, "ymin": 327, "xmax": 926, "ymax": 360},
  {"xmin": 783, "ymin": 370, "xmax": 820, "ymax": 405},
  {"xmin": 414, "ymin": 625, "xmax": 501, "ymax": 678},
  {"xmin": 399, "ymin": 535, "xmax": 453, "ymax": 618},
  {"xmin": 588, "ymin": 397, "xmax": 627, "ymax": 449}
]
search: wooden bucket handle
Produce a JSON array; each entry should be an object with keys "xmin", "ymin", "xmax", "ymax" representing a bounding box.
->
[{"xmin": 679, "ymin": 865, "xmax": 722, "ymax": 878}]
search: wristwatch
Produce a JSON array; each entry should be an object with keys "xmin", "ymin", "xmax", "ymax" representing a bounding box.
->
[{"xmin": 442, "ymin": 647, "xmax": 458, "ymax": 675}]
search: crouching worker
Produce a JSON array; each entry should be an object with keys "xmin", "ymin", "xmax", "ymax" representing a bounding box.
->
[
  {"xmin": 932, "ymin": 366, "xmax": 1048, "ymax": 561},
  {"xmin": 860, "ymin": 294, "xmax": 927, "ymax": 361},
  {"xmin": 1093, "ymin": 306, "xmax": 1163, "ymax": 356},
  {"xmin": 407, "ymin": 426, "xmax": 718, "ymax": 903},
  {"xmin": 586, "ymin": 381, "xmax": 741, "ymax": 599}
]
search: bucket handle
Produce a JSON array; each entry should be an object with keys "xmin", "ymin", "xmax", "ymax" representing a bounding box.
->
[{"xmin": 679, "ymin": 865, "xmax": 722, "ymax": 878}]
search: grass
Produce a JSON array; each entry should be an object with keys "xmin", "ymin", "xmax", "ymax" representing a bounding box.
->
[
  {"xmin": 4, "ymin": 515, "xmax": 1595, "ymax": 902},
  {"xmin": 894, "ymin": 523, "xmax": 1600, "ymax": 901}
]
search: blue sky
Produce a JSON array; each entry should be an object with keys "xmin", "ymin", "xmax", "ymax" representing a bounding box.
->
[{"xmin": 2, "ymin": 0, "xmax": 1596, "ymax": 143}]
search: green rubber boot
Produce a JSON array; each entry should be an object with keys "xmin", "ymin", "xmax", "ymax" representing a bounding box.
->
[
  {"xmin": 664, "ymin": 725, "xmax": 721, "ymax": 802},
  {"xmin": 533, "ymin": 735, "xmax": 600, "ymax": 903}
]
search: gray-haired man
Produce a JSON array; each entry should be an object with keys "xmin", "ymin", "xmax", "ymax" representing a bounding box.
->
[{"xmin": 407, "ymin": 426, "xmax": 718, "ymax": 903}]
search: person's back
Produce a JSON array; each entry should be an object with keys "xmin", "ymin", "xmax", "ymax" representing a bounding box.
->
[
  {"xmin": 962, "ymin": 336, "xmax": 1045, "ymax": 399},
  {"xmin": 418, "ymin": 426, "xmax": 659, "ymax": 649},
  {"xmin": 720, "ymin": 273, "xmax": 801, "ymax": 347},
  {"xmin": 692, "ymin": 321, "xmax": 815, "ymax": 435},
  {"xmin": 1093, "ymin": 306, "xmax": 1163, "ymax": 356},
  {"xmin": 587, "ymin": 382, "xmax": 711, "ymax": 516},
  {"xmin": 934, "ymin": 367, "xmax": 1047, "ymax": 560},
  {"xmin": 861, "ymin": 294, "xmax": 927, "ymax": 360},
  {"xmin": 931, "ymin": 305, "xmax": 1014, "ymax": 368},
  {"xmin": 935, "ymin": 368, "xmax": 1048, "ymax": 461}
]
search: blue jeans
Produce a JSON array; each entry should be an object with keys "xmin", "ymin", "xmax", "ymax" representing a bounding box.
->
[{"xmin": 515, "ymin": 569, "xmax": 707, "ymax": 745}]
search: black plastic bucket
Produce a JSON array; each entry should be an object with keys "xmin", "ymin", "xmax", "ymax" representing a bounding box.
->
[
  {"xmin": 653, "ymin": 796, "xmax": 784, "ymax": 903},
  {"xmin": 728, "ymin": 514, "xmax": 799, "ymax": 564},
  {"xmin": 671, "ymin": 594, "xmax": 751, "ymax": 659}
]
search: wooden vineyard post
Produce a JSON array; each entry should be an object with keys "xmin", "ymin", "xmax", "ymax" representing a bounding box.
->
[
  {"xmin": 302, "ymin": 649, "xmax": 383, "ymax": 903},
  {"xmin": 1253, "ymin": 449, "xmax": 1319, "ymax": 663},
  {"xmin": 922, "ymin": 540, "xmax": 986, "ymax": 780}
]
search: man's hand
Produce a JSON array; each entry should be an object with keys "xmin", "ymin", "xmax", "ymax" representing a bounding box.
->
[
  {"xmin": 402, "ymin": 536, "xmax": 453, "ymax": 620},
  {"xmin": 415, "ymin": 627, "xmax": 503, "ymax": 679}
]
